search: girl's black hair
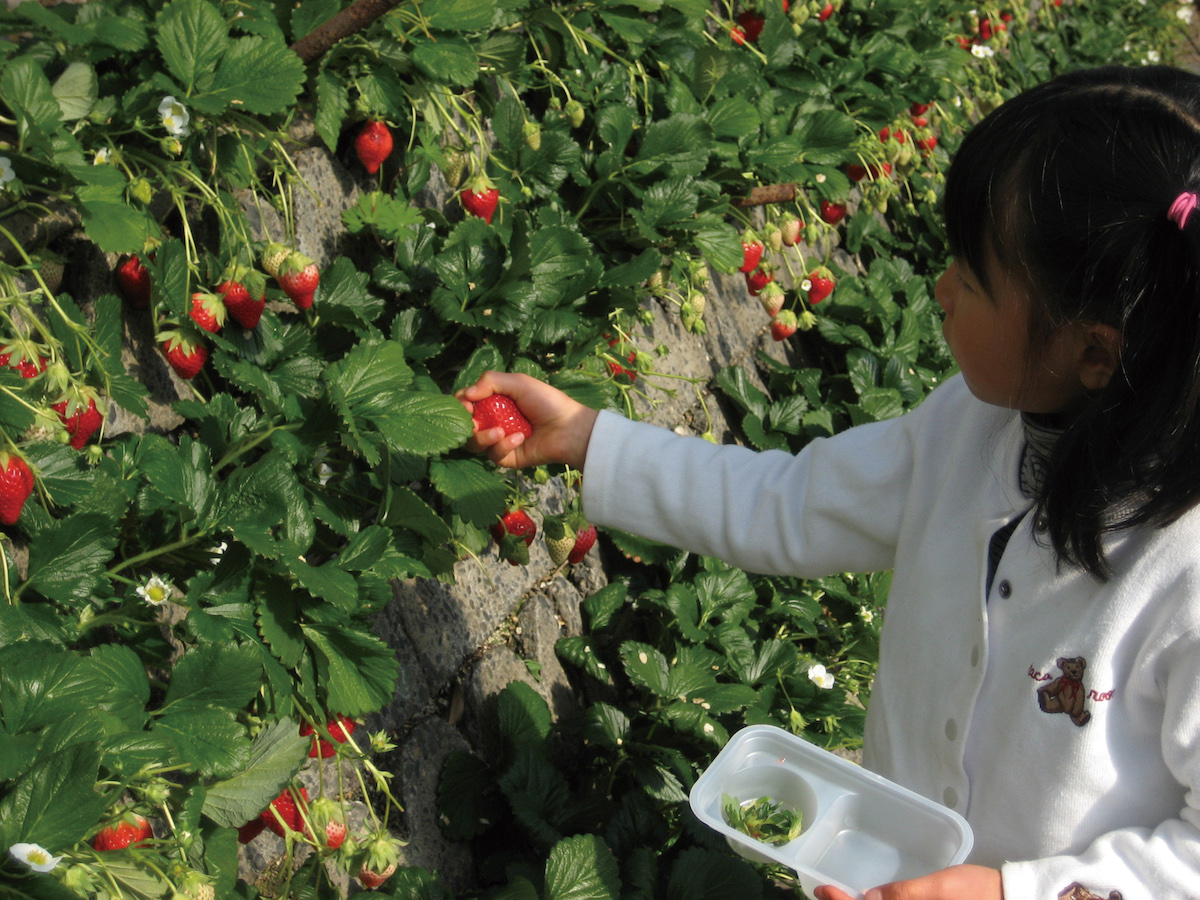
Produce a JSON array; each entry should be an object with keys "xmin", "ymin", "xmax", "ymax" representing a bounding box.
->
[{"xmin": 943, "ymin": 65, "xmax": 1200, "ymax": 580}]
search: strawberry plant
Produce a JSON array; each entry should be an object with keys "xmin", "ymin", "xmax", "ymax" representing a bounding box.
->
[{"xmin": 0, "ymin": 0, "xmax": 1188, "ymax": 897}]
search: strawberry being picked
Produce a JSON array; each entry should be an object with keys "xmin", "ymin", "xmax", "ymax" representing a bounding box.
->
[
  {"xmin": 276, "ymin": 250, "xmax": 320, "ymax": 311},
  {"xmin": 491, "ymin": 508, "xmax": 537, "ymax": 566},
  {"xmin": 355, "ymin": 119, "xmax": 394, "ymax": 174},
  {"xmin": 471, "ymin": 394, "xmax": 532, "ymax": 439},
  {"xmin": 52, "ymin": 387, "xmax": 105, "ymax": 450},
  {"xmin": 160, "ymin": 330, "xmax": 208, "ymax": 381},
  {"xmin": 461, "ymin": 174, "xmax": 500, "ymax": 224},
  {"xmin": 92, "ymin": 814, "xmax": 153, "ymax": 851},
  {"xmin": 568, "ymin": 523, "xmax": 597, "ymax": 564},
  {"xmin": 216, "ymin": 268, "xmax": 267, "ymax": 330},
  {"xmin": 0, "ymin": 452, "xmax": 34, "ymax": 526}
]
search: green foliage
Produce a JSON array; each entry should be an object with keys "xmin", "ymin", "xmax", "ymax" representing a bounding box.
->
[{"xmin": 0, "ymin": 0, "xmax": 1187, "ymax": 896}]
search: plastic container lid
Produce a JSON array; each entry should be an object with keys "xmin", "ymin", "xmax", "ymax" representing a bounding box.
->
[{"xmin": 689, "ymin": 725, "xmax": 973, "ymax": 900}]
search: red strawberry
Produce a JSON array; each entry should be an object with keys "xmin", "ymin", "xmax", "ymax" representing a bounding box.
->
[
  {"xmin": 277, "ymin": 252, "xmax": 320, "ymax": 310},
  {"xmin": 116, "ymin": 254, "xmax": 152, "ymax": 309},
  {"xmin": 918, "ymin": 135, "xmax": 938, "ymax": 154},
  {"xmin": 322, "ymin": 819, "xmax": 347, "ymax": 851},
  {"xmin": 53, "ymin": 392, "xmax": 104, "ymax": 450},
  {"xmin": 259, "ymin": 786, "xmax": 308, "ymax": 837},
  {"xmin": 770, "ymin": 309, "xmax": 798, "ymax": 341},
  {"xmin": 779, "ymin": 215, "xmax": 802, "ymax": 247},
  {"xmin": 299, "ymin": 714, "xmax": 357, "ymax": 759},
  {"xmin": 461, "ymin": 177, "xmax": 500, "ymax": 224},
  {"xmin": 745, "ymin": 266, "xmax": 774, "ymax": 296},
  {"xmin": 740, "ymin": 236, "xmax": 764, "ymax": 273},
  {"xmin": 808, "ymin": 271, "xmax": 835, "ymax": 304},
  {"xmin": 189, "ymin": 291, "xmax": 225, "ymax": 334},
  {"xmin": 606, "ymin": 337, "xmax": 638, "ymax": 381},
  {"xmin": 979, "ymin": 17, "xmax": 993, "ymax": 40},
  {"xmin": 237, "ymin": 819, "xmax": 266, "ymax": 844},
  {"xmin": 0, "ymin": 346, "xmax": 47, "ymax": 378},
  {"xmin": 491, "ymin": 509, "xmax": 536, "ymax": 566},
  {"xmin": 817, "ymin": 2, "xmax": 834, "ymax": 21},
  {"xmin": 217, "ymin": 277, "xmax": 266, "ymax": 329},
  {"xmin": 737, "ymin": 10, "xmax": 765, "ymax": 41},
  {"xmin": 160, "ymin": 332, "xmax": 208, "ymax": 380},
  {"xmin": 0, "ymin": 453, "xmax": 33, "ymax": 526},
  {"xmin": 355, "ymin": 120, "xmax": 393, "ymax": 174},
  {"xmin": 819, "ymin": 201, "xmax": 846, "ymax": 225},
  {"xmin": 358, "ymin": 864, "xmax": 396, "ymax": 890},
  {"xmin": 846, "ymin": 164, "xmax": 868, "ymax": 182},
  {"xmin": 568, "ymin": 523, "xmax": 597, "ymax": 564},
  {"xmin": 730, "ymin": 24, "xmax": 748, "ymax": 44},
  {"xmin": 92, "ymin": 815, "xmax": 153, "ymax": 851},
  {"xmin": 911, "ymin": 115, "xmax": 928, "ymax": 128},
  {"xmin": 472, "ymin": 394, "xmax": 533, "ymax": 439},
  {"xmin": 878, "ymin": 126, "xmax": 890, "ymax": 143},
  {"xmin": 910, "ymin": 102, "xmax": 931, "ymax": 116}
]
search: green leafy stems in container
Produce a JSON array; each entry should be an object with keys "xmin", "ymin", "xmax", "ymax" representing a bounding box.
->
[{"xmin": 722, "ymin": 794, "xmax": 804, "ymax": 845}]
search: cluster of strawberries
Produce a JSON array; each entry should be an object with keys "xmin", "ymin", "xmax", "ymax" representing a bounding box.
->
[
  {"xmin": 739, "ymin": 215, "xmax": 833, "ymax": 342},
  {"xmin": 472, "ymin": 395, "xmax": 599, "ymax": 568},
  {"xmin": 731, "ymin": 0, "xmax": 839, "ymax": 44},
  {"xmin": 955, "ymin": 10, "xmax": 1014, "ymax": 49},
  {"xmin": 116, "ymin": 243, "xmax": 320, "ymax": 383},
  {"xmin": 0, "ymin": 327, "xmax": 115, "ymax": 525}
]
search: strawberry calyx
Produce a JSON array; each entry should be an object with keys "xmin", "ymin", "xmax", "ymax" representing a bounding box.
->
[{"xmin": 0, "ymin": 339, "xmax": 48, "ymax": 379}]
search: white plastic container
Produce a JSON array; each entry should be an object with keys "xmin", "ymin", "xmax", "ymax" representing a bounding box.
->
[{"xmin": 689, "ymin": 725, "xmax": 973, "ymax": 900}]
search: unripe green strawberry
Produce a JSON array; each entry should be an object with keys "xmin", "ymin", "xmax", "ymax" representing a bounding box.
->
[
  {"xmin": 762, "ymin": 223, "xmax": 782, "ymax": 252},
  {"xmin": 442, "ymin": 146, "xmax": 468, "ymax": 190},
  {"xmin": 523, "ymin": 121, "xmax": 542, "ymax": 151},
  {"xmin": 261, "ymin": 242, "xmax": 291, "ymax": 278},
  {"xmin": 127, "ymin": 177, "xmax": 154, "ymax": 206},
  {"xmin": 688, "ymin": 291, "xmax": 707, "ymax": 317},
  {"xmin": 564, "ymin": 100, "xmax": 585, "ymax": 129},
  {"xmin": 759, "ymin": 282, "xmax": 785, "ymax": 317},
  {"xmin": 547, "ymin": 523, "xmax": 576, "ymax": 567},
  {"xmin": 797, "ymin": 310, "xmax": 818, "ymax": 331}
]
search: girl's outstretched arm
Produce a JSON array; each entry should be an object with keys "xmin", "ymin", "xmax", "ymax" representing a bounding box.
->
[
  {"xmin": 813, "ymin": 865, "xmax": 1002, "ymax": 900},
  {"xmin": 456, "ymin": 371, "xmax": 599, "ymax": 471}
]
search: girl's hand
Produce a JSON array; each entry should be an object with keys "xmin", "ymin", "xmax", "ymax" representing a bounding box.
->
[
  {"xmin": 813, "ymin": 865, "xmax": 1002, "ymax": 900},
  {"xmin": 456, "ymin": 371, "xmax": 599, "ymax": 471}
]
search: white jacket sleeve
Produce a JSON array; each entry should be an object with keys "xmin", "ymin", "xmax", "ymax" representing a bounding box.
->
[{"xmin": 580, "ymin": 399, "xmax": 929, "ymax": 578}]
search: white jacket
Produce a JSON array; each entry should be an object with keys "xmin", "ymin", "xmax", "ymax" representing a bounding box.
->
[{"xmin": 581, "ymin": 374, "xmax": 1200, "ymax": 900}]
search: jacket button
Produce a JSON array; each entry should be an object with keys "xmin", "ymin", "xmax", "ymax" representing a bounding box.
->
[{"xmin": 997, "ymin": 580, "xmax": 1012, "ymax": 599}]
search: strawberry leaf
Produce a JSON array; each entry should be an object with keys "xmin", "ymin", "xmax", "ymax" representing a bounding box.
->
[
  {"xmin": 619, "ymin": 642, "xmax": 669, "ymax": 697},
  {"xmin": 200, "ymin": 719, "xmax": 309, "ymax": 828},
  {"xmin": 428, "ymin": 457, "xmax": 507, "ymax": 528},
  {"xmin": 437, "ymin": 751, "xmax": 505, "ymax": 841},
  {"xmin": 199, "ymin": 34, "xmax": 305, "ymax": 116},
  {"xmin": 256, "ymin": 581, "xmax": 306, "ymax": 668},
  {"xmin": 554, "ymin": 636, "xmax": 613, "ymax": 684},
  {"xmin": 301, "ymin": 624, "xmax": 398, "ymax": 717},
  {"xmin": 0, "ymin": 741, "xmax": 106, "ymax": 852},
  {"xmin": 165, "ymin": 644, "xmax": 263, "ymax": 713},
  {"xmin": 581, "ymin": 702, "xmax": 630, "ymax": 750},
  {"xmin": 410, "ymin": 35, "xmax": 479, "ymax": 87},
  {"xmin": 497, "ymin": 681, "xmax": 552, "ymax": 751},
  {"xmin": 315, "ymin": 68, "xmax": 350, "ymax": 153},
  {"xmin": 26, "ymin": 512, "xmax": 118, "ymax": 603},
  {"xmin": 156, "ymin": 706, "xmax": 250, "ymax": 778},
  {"xmin": 666, "ymin": 847, "xmax": 762, "ymax": 900},
  {"xmin": 154, "ymin": 0, "xmax": 228, "ymax": 96},
  {"xmin": 544, "ymin": 834, "xmax": 621, "ymax": 900},
  {"xmin": 282, "ymin": 556, "xmax": 359, "ymax": 611}
]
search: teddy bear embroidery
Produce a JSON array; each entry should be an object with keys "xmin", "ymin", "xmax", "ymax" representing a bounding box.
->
[
  {"xmin": 1037, "ymin": 656, "xmax": 1092, "ymax": 727},
  {"xmin": 1057, "ymin": 882, "xmax": 1122, "ymax": 900}
]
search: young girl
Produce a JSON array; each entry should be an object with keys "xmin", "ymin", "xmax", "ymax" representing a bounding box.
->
[{"xmin": 459, "ymin": 66, "xmax": 1200, "ymax": 900}]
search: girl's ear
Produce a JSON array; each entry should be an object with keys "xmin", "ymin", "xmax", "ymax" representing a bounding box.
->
[{"xmin": 1078, "ymin": 323, "xmax": 1122, "ymax": 391}]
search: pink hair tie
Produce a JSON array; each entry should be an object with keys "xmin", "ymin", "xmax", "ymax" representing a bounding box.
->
[{"xmin": 1168, "ymin": 191, "xmax": 1199, "ymax": 229}]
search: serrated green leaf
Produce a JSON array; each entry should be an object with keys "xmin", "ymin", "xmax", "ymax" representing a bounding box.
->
[
  {"xmin": 372, "ymin": 391, "xmax": 473, "ymax": 456},
  {"xmin": 51, "ymin": 61, "xmax": 96, "ymax": 121},
  {"xmin": 25, "ymin": 512, "xmax": 117, "ymax": 603},
  {"xmin": 581, "ymin": 582, "xmax": 627, "ymax": 631},
  {"xmin": 140, "ymin": 434, "xmax": 214, "ymax": 524},
  {"xmin": 497, "ymin": 681, "xmax": 552, "ymax": 750},
  {"xmin": 428, "ymin": 456, "xmax": 506, "ymax": 527},
  {"xmin": 342, "ymin": 191, "xmax": 423, "ymax": 244},
  {"xmin": 410, "ymin": 35, "xmax": 478, "ymax": 86},
  {"xmin": 0, "ymin": 643, "xmax": 89, "ymax": 734},
  {"xmin": 315, "ymin": 68, "xmax": 350, "ymax": 152},
  {"xmin": 436, "ymin": 751, "xmax": 505, "ymax": 840},
  {"xmin": 164, "ymin": 643, "xmax": 262, "ymax": 713},
  {"xmin": 194, "ymin": 34, "xmax": 304, "ymax": 116},
  {"xmin": 631, "ymin": 114, "xmax": 712, "ymax": 177},
  {"xmin": 555, "ymin": 636, "xmax": 612, "ymax": 684},
  {"xmin": 255, "ymin": 580, "xmax": 305, "ymax": 667},
  {"xmin": 301, "ymin": 624, "xmax": 398, "ymax": 717},
  {"xmin": 620, "ymin": 642, "xmax": 669, "ymax": 696},
  {"xmin": 424, "ymin": 0, "xmax": 496, "ymax": 30},
  {"xmin": 2, "ymin": 55, "xmax": 62, "ymax": 145},
  {"xmin": 582, "ymin": 702, "xmax": 629, "ymax": 750},
  {"xmin": 201, "ymin": 719, "xmax": 308, "ymax": 827},
  {"xmin": 156, "ymin": 705, "xmax": 250, "ymax": 778},
  {"xmin": 0, "ymin": 741, "xmax": 106, "ymax": 852},
  {"xmin": 88, "ymin": 643, "xmax": 151, "ymax": 732},
  {"xmin": 666, "ymin": 847, "xmax": 762, "ymax": 900},
  {"xmin": 155, "ymin": 0, "xmax": 228, "ymax": 95},
  {"xmin": 545, "ymin": 833, "xmax": 621, "ymax": 900},
  {"xmin": 0, "ymin": 371, "xmax": 39, "ymax": 434},
  {"xmin": 282, "ymin": 555, "xmax": 359, "ymax": 611}
]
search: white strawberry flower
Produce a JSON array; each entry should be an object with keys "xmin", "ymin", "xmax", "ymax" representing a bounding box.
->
[
  {"xmin": 0, "ymin": 157, "xmax": 14, "ymax": 186},
  {"xmin": 858, "ymin": 607, "xmax": 876, "ymax": 624},
  {"xmin": 9, "ymin": 842, "xmax": 62, "ymax": 873},
  {"xmin": 93, "ymin": 147, "xmax": 111, "ymax": 165},
  {"xmin": 1180, "ymin": 5, "xmax": 1195, "ymax": 22},
  {"xmin": 807, "ymin": 663, "xmax": 835, "ymax": 689},
  {"xmin": 815, "ymin": 173, "xmax": 827, "ymax": 183},
  {"xmin": 971, "ymin": 44, "xmax": 995, "ymax": 59},
  {"xmin": 158, "ymin": 96, "xmax": 190, "ymax": 137},
  {"xmin": 208, "ymin": 541, "xmax": 228, "ymax": 566},
  {"xmin": 1146, "ymin": 50, "xmax": 1162, "ymax": 63},
  {"xmin": 801, "ymin": 278, "xmax": 813, "ymax": 292},
  {"xmin": 136, "ymin": 575, "xmax": 172, "ymax": 606}
]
